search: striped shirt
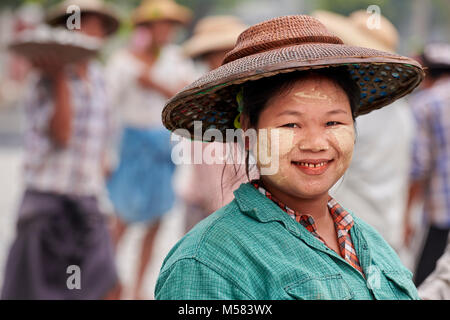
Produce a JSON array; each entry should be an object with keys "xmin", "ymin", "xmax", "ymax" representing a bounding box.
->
[
  {"xmin": 251, "ymin": 180, "xmax": 364, "ymax": 275},
  {"xmin": 410, "ymin": 76, "xmax": 450, "ymax": 228},
  {"xmin": 23, "ymin": 62, "xmax": 112, "ymax": 196}
]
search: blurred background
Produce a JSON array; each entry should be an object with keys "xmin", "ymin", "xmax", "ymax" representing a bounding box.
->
[{"xmin": 0, "ymin": 0, "xmax": 449, "ymax": 299}]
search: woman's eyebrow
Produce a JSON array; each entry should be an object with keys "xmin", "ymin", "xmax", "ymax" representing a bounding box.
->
[
  {"xmin": 276, "ymin": 110, "xmax": 304, "ymax": 117},
  {"xmin": 326, "ymin": 109, "xmax": 349, "ymax": 115},
  {"xmin": 276, "ymin": 109, "xmax": 349, "ymax": 116}
]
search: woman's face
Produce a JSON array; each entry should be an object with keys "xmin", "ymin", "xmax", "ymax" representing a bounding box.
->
[
  {"xmin": 80, "ymin": 14, "xmax": 106, "ymax": 39},
  {"xmin": 251, "ymin": 75, "xmax": 355, "ymax": 200},
  {"xmin": 146, "ymin": 20, "xmax": 176, "ymax": 48}
]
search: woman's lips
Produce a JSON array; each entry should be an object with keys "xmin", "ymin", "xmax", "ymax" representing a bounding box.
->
[{"xmin": 291, "ymin": 159, "xmax": 333, "ymax": 175}]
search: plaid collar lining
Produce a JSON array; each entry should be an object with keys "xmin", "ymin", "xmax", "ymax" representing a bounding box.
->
[{"xmin": 251, "ymin": 180, "xmax": 364, "ymax": 275}]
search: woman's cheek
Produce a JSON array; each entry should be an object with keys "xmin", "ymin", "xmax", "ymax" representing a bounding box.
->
[
  {"xmin": 328, "ymin": 125, "xmax": 355, "ymax": 171},
  {"xmin": 255, "ymin": 128, "xmax": 295, "ymax": 178}
]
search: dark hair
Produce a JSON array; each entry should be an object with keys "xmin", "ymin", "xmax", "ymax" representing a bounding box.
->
[{"xmin": 221, "ymin": 67, "xmax": 360, "ymax": 199}]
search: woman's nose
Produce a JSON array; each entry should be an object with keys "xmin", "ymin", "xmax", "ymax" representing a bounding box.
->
[{"xmin": 297, "ymin": 129, "xmax": 329, "ymax": 152}]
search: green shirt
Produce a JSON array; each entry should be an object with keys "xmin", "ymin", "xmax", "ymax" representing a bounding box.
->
[{"xmin": 155, "ymin": 183, "xmax": 420, "ymax": 300}]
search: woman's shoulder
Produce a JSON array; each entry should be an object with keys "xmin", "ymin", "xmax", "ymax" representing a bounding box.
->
[
  {"xmin": 352, "ymin": 212, "xmax": 409, "ymax": 270},
  {"xmin": 161, "ymin": 199, "xmax": 258, "ymax": 269},
  {"xmin": 352, "ymin": 213, "xmax": 393, "ymax": 248},
  {"xmin": 156, "ymin": 199, "xmax": 264, "ymax": 299}
]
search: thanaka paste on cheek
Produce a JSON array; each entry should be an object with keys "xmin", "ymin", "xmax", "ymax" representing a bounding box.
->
[
  {"xmin": 328, "ymin": 125, "xmax": 355, "ymax": 174},
  {"xmin": 255, "ymin": 128, "xmax": 294, "ymax": 180}
]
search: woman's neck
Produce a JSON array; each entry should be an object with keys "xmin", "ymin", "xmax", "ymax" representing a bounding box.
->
[
  {"xmin": 259, "ymin": 177, "xmax": 340, "ymax": 253},
  {"xmin": 259, "ymin": 177, "xmax": 330, "ymax": 222}
]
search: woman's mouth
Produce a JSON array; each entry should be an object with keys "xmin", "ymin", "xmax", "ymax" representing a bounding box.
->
[{"xmin": 291, "ymin": 159, "xmax": 333, "ymax": 175}]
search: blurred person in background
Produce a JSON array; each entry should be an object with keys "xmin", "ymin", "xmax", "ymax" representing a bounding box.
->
[
  {"xmin": 105, "ymin": 0, "xmax": 195, "ymax": 299},
  {"xmin": 179, "ymin": 15, "xmax": 249, "ymax": 233},
  {"xmin": 1, "ymin": 0, "xmax": 120, "ymax": 299},
  {"xmin": 403, "ymin": 42, "xmax": 450, "ymax": 286},
  {"xmin": 315, "ymin": 10, "xmax": 415, "ymax": 255}
]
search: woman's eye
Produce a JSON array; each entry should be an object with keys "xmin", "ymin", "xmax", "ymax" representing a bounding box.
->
[
  {"xmin": 326, "ymin": 121, "xmax": 341, "ymax": 127},
  {"xmin": 282, "ymin": 123, "xmax": 299, "ymax": 128}
]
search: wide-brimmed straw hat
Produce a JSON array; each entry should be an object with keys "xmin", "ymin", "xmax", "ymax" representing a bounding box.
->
[
  {"xmin": 312, "ymin": 10, "xmax": 398, "ymax": 53},
  {"xmin": 162, "ymin": 15, "xmax": 424, "ymax": 141},
  {"xmin": 182, "ymin": 16, "xmax": 247, "ymax": 58},
  {"xmin": 45, "ymin": 0, "xmax": 120, "ymax": 36},
  {"xmin": 131, "ymin": 0, "xmax": 192, "ymax": 26},
  {"xmin": 8, "ymin": 25, "xmax": 102, "ymax": 65}
]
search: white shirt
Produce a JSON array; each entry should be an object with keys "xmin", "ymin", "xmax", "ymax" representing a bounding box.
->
[{"xmin": 105, "ymin": 45, "xmax": 197, "ymax": 129}]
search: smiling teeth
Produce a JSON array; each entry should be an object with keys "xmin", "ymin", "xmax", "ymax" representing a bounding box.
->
[{"xmin": 298, "ymin": 162, "xmax": 327, "ymax": 168}]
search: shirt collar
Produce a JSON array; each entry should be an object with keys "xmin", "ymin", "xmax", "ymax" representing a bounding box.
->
[
  {"xmin": 245, "ymin": 180, "xmax": 355, "ymax": 233},
  {"xmin": 233, "ymin": 182, "xmax": 296, "ymax": 225}
]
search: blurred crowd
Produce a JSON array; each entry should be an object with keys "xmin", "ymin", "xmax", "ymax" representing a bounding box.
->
[{"xmin": 0, "ymin": 0, "xmax": 449, "ymax": 300}]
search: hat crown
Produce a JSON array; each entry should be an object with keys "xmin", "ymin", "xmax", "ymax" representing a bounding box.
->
[
  {"xmin": 223, "ymin": 15, "xmax": 343, "ymax": 64},
  {"xmin": 194, "ymin": 16, "xmax": 246, "ymax": 35}
]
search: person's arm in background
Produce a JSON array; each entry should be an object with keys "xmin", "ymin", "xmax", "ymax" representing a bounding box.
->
[
  {"xmin": 138, "ymin": 70, "xmax": 177, "ymax": 99},
  {"xmin": 31, "ymin": 54, "xmax": 72, "ymax": 148},
  {"xmin": 403, "ymin": 99, "xmax": 432, "ymax": 247},
  {"xmin": 137, "ymin": 46, "xmax": 196, "ymax": 99},
  {"xmin": 404, "ymin": 180, "xmax": 424, "ymax": 247},
  {"xmin": 49, "ymin": 71, "xmax": 72, "ymax": 147}
]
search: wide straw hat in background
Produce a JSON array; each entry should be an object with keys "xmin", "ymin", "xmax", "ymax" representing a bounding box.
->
[
  {"xmin": 312, "ymin": 10, "xmax": 399, "ymax": 52},
  {"xmin": 162, "ymin": 15, "xmax": 424, "ymax": 141},
  {"xmin": 45, "ymin": 0, "xmax": 120, "ymax": 36},
  {"xmin": 131, "ymin": 0, "xmax": 192, "ymax": 26},
  {"xmin": 8, "ymin": 25, "xmax": 102, "ymax": 65},
  {"xmin": 182, "ymin": 16, "xmax": 247, "ymax": 58},
  {"xmin": 349, "ymin": 10, "xmax": 399, "ymax": 52}
]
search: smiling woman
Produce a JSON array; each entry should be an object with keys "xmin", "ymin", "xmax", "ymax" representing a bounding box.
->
[{"xmin": 155, "ymin": 15, "xmax": 425, "ymax": 300}]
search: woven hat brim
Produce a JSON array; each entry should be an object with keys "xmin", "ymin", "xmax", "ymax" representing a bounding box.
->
[
  {"xmin": 46, "ymin": 9, "xmax": 120, "ymax": 36},
  {"xmin": 9, "ymin": 42, "xmax": 98, "ymax": 65},
  {"xmin": 163, "ymin": 43, "xmax": 424, "ymax": 141}
]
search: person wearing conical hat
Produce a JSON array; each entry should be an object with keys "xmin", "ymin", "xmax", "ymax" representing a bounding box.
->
[
  {"xmin": 154, "ymin": 15, "xmax": 424, "ymax": 300},
  {"xmin": 1, "ymin": 0, "xmax": 120, "ymax": 299},
  {"xmin": 104, "ymin": 0, "xmax": 196, "ymax": 299},
  {"xmin": 313, "ymin": 10, "xmax": 415, "ymax": 257},
  {"xmin": 177, "ymin": 15, "xmax": 248, "ymax": 233}
]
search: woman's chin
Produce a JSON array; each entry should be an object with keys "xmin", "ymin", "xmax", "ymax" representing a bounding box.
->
[{"xmin": 285, "ymin": 177, "xmax": 336, "ymax": 199}]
